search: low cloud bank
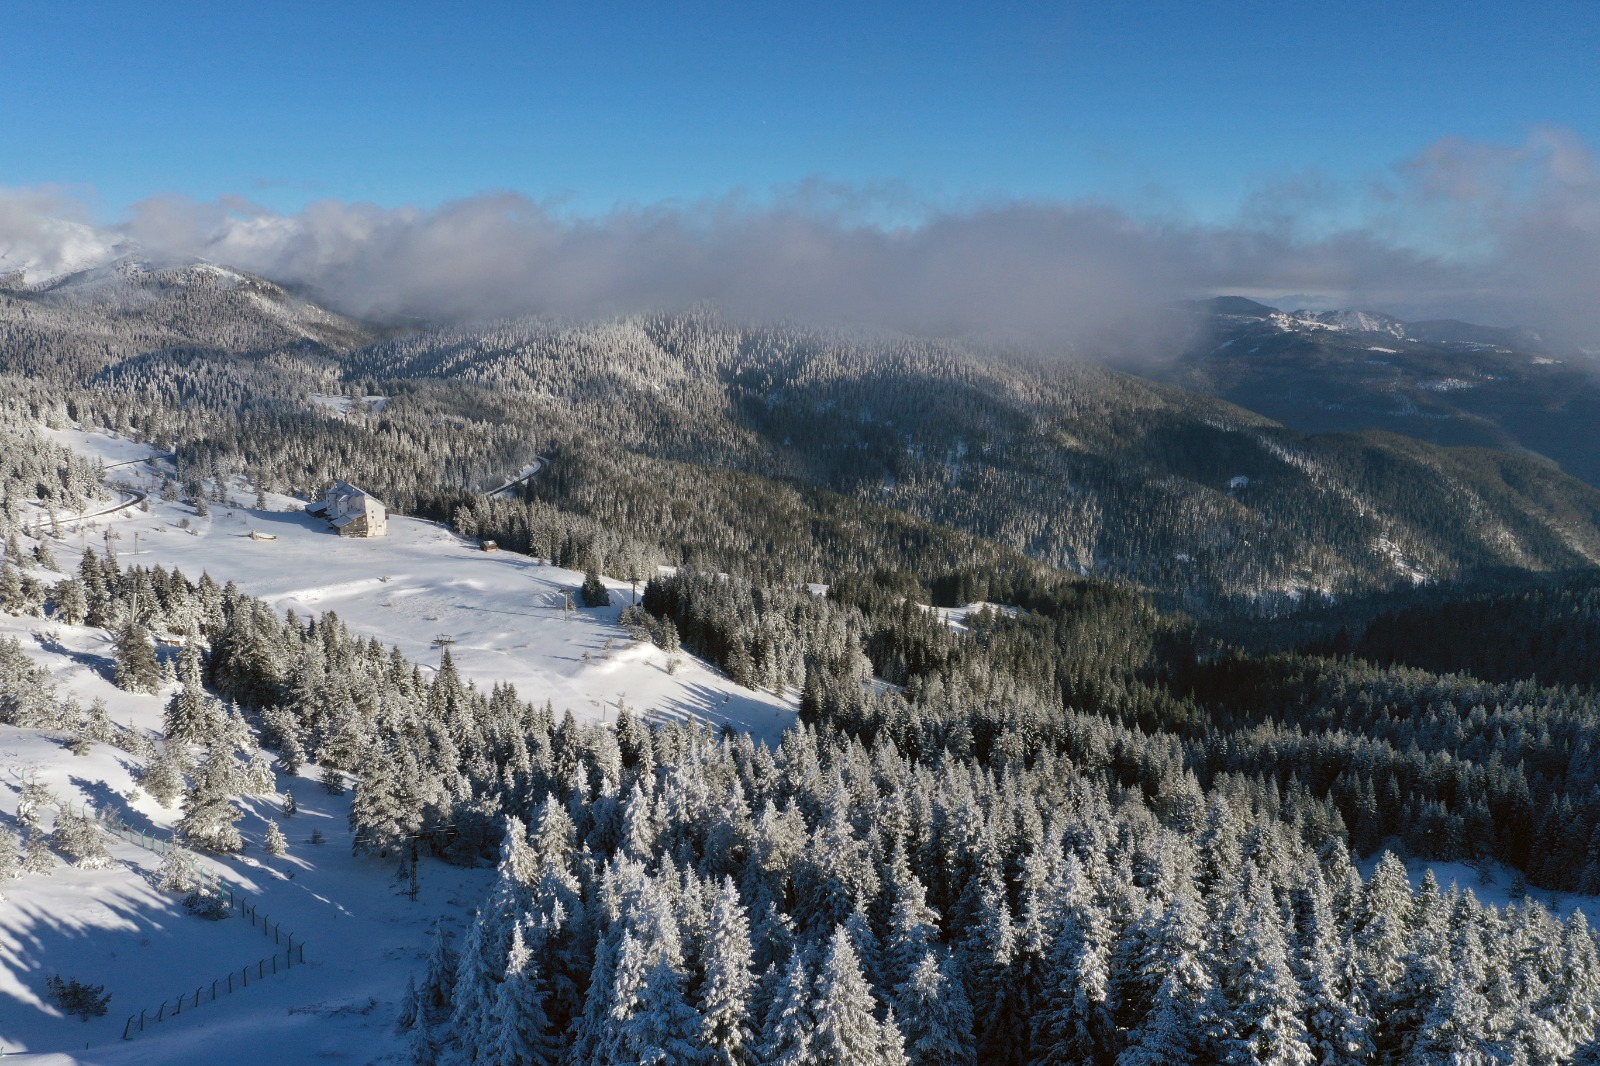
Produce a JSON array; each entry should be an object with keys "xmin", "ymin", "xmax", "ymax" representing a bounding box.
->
[{"xmin": 3, "ymin": 129, "xmax": 1598, "ymax": 354}]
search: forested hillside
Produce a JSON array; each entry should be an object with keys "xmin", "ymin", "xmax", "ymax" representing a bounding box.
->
[
  {"xmin": 1165, "ymin": 297, "xmax": 1600, "ymax": 488},
  {"xmin": 6, "ymin": 261, "xmax": 1600, "ymax": 1063},
  {"xmin": 8, "ymin": 266, "xmax": 1600, "ymax": 611}
]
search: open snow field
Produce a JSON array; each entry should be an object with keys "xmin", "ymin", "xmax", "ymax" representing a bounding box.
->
[{"xmin": 41, "ymin": 427, "xmax": 797, "ymax": 741}]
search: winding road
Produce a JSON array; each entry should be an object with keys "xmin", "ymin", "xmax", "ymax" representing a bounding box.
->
[{"xmin": 487, "ymin": 456, "xmax": 549, "ymax": 498}]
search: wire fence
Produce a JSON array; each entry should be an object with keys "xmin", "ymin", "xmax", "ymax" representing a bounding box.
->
[
  {"xmin": 119, "ymin": 939, "xmax": 307, "ymax": 1040},
  {"xmin": 81, "ymin": 802, "xmax": 312, "ymax": 1042},
  {"xmin": 91, "ymin": 804, "xmax": 230, "ymax": 897}
]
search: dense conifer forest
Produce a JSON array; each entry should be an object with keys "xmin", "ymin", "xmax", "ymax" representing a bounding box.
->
[{"xmin": 5, "ymin": 262, "xmax": 1600, "ymax": 1062}]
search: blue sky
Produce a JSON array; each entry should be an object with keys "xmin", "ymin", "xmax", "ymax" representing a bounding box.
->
[{"xmin": 4, "ymin": 0, "xmax": 1596, "ymax": 220}]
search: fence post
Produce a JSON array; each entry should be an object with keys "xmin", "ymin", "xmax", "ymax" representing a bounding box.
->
[
  {"xmin": 227, "ymin": 973, "xmax": 233, "ymax": 993},
  {"xmin": 123, "ymin": 1014, "xmax": 135, "ymax": 1040},
  {"xmin": 299, "ymin": 943, "xmax": 305, "ymax": 964},
  {"xmin": 140, "ymin": 1008, "xmax": 146, "ymax": 1031},
  {"xmin": 242, "ymin": 966, "xmax": 248, "ymax": 987},
  {"xmin": 173, "ymin": 993, "xmax": 181, "ymax": 1016},
  {"xmin": 157, "ymin": 1002, "xmax": 165, "ymax": 1021},
  {"xmin": 194, "ymin": 986, "xmax": 202, "ymax": 1008},
  {"xmin": 212, "ymin": 979, "xmax": 218, "ymax": 1001}
]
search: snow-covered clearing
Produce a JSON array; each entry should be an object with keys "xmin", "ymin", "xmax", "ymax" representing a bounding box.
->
[
  {"xmin": 308, "ymin": 395, "xmax": 388, "ymax": 417},
  {"xmin": 37, "ymin": 428, "xmax": 795, "ymax": 741},
  {"xmin": 918, "ymin": 601, "xmax": 1018, "ymax": 632}
]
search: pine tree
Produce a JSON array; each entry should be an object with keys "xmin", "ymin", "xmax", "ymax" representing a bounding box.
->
[
  {"xmin": 629, "ymin": 956, "xmax": 704, "ymax": 1064},
  {"xmin": 51, "ymin": 811, "xmax": 112, "ymax": 869},
  {"xmin": 895, "ymin": 951, "xmax": 977, "ymax": 1066},
  {"xmin": 884, "ymin": 872, "xmax": 941, "ymax": 992},
  {"xmin": 486, "ymin": 921, "xmax": 561, "ymax": 1066},
  {"xmin": 113, "ymin": 622, "xmax": 161, "ymax": 694},
  {"xmin": 53, "ymin": 576, "xmax": 87, "ymax": 625},
  {"xmin": 178, "ymin": 754, "xmax": 244, "ymax": 852},
  {"xmin": 813, "ymin": 924, "xmax": 895, "ymax": 1065},
  {"xmin": 759, "ymin": 950, "xmax": 815, "ymax": 1066},
  {"xmin": 351, "ymin": 742, "xmax": 416, "ymax": 856},
  {"xmin": 700, "ymin": 876, "xmax": 757, "ymax": 1065},
  {"xmin": 580, "ymin": 569, "xmax": 611, "ymax": 608},
  {"xmin": 163, "ymin": 682, "xmax": 218, "ymax": 746},
  {"xmin": 1034, "ymin": 893, "xmax": 1114, "ymax": 1066},
  {"xmin": 156, "ymin": 844, "xmax": 200, "ymax": 892},
  {"xmin": 0, "ymin": 560, "xmax": 23, "ymax": 612},
  {"xmin": 263, "ymin": 821, "xmax": 289, "ymax": 857},
  {"xmin": 1223, "ymin": 892, "xmax": 1315, "ymax": 1066},
  {"xmin": 448, "ymin": 905, "xmax": 503, "ymax": 1065},
  {"xmin": 22, "ymin": 830, "xmax": 56, "ymax": 874},
  {"xmin": 1118, "ymin": 899, "xmax": 1223, "ymax": 1066},
  {"xmin": 142, "ymin": 744, "xmax": 188, "ymax": 808},
  {"xmin": 0, "ymin": 825, "xmax": 21, "ymax": 881},
  {"xmin": 418, "ymin": 921, "xmax": 458, "ymax": 1026},
  {"xmin": 17, "ymin": 773, "xmax": 55, "ymax": 830}
]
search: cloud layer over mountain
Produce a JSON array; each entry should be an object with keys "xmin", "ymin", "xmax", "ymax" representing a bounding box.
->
[{"xmin": 3, "ymin": 129, "xmax": 1597, "ymax": 353}]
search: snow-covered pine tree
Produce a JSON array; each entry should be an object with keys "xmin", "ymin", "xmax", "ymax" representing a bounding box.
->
[
  {"xmin": 486, "ymin": 921, "xmax": 561, "ymax": 1066},
  {"xmin": 700, "ymin": 876, "xmax": 756, "ymax": 1065},
  {"xmin": 163, "ymin": 682, "xmax": 218, "ymax": 747},
  {"xmin": 156, "ymin": 843, "xmax": 201, "ymax": 892},
  {"xmin": 22, "ymin": 830, "xmax": 56, "ymax": 874},
  {"xmin": 1297, "ymin": 870, "xmax": 1372, "ymax": 1066},
  {"xmin": 758, "ymin": 949, "xmax": 815, "ymax": 1066},
  {"xmin": 884, "ymin": 870, "xmax": 941, "ymax": 993},
  {"xmin": 419, "ymin": 921, "xmax": 458, "ymax": 1026},
  {"xmin": 1117, "ymin": 898, "xmax": 1224, "ymax": 1066},
  {"xmin": 0, "ymin": 825, "xmax": 20, "ymax": 881},
  {"xmin": 113, "ymin": 622, "xmax": 161, "ymax": 694},
  {"xmin": 51, "ymin": 810, "xmax": 112, "ymax": 869},
  {"xmin": 17, "ymin": 772, "xmax": 55, "ymax": 830},
  {"xmin": 580, "ymin": 569, "xmax": 611, "ymax": 608},
  {"xmin": 812, "ymin": 924, "xmax": 898, "ymax": 1065},
  {"xmin": 448, "ymin": 905, "xmax": 504, "ymax": 1066},
  {"xmin": 351, "ymin": 741, "xmax": 416, "ymax": 856},
  {"xmin": 1033, "ymin": 883, "xmax": 1115, "ymax": 1066},
  {"xmin": 263, "ymin": 821, "xmax": 289, "ymax": 856},
  {"xmin": 178, "ymin": 753, "xmax": 244, "ymax": 852},
  {"xmin": 627, "ymin": 956, "xmax": 704, "ymax": 1064},
  {"xmin": 1221, "ymin": 886, "xmax": 1315, "ymax": 1066},
  {"xmin": 895, "ymin": 951, "xmax": 977, "ymax": 1066},
  {"xmin": 141, "ymin": 744, "xmax": 188, "ymax": 808}
]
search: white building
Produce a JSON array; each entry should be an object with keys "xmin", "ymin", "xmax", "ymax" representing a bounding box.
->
[{"xmin": 306, "ymin": 480, "xmax": 388, "ymax": 537}]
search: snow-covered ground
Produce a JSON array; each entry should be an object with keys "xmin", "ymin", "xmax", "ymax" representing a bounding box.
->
[
  {"xmin": 37, "ymin": 428, "xmax": 796, "ymax": 742},
  {"xmin": 1357, "ymin": 851, "xmax": 1597, "ymax": 922},
  {"xmin": 308, "ymin": 395, "xmax": 389, "ymax": 417},
  {"xmin": 0, "ymin": 608, "xmax": 492, "ymax": 1063},
  {"xmin": 918, "ymin": 601, "xmax": 1019, "ymax": 632}
]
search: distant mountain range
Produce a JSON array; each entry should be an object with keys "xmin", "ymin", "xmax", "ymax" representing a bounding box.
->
[
  {"xmin": 1162, "ymin": 296, "xmax": 1600, "ymax": 488},
  {"xmin": 4, "ymin": 260, "xmax": 1600, "ymax": 613}
]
